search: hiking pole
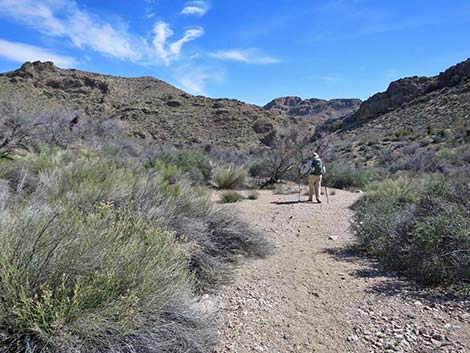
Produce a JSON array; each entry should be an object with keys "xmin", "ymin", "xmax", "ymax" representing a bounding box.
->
[
  {"xmin": 324, "ymin": 185, "xmax": 329, "ymax": 204},
  {"xmin": 298, "ymin": 174, "xmax": 301, "ymax": 203}
]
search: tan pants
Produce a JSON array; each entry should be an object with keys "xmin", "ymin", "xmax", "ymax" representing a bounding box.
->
[{"xmin": 308, "ymin": 174, "xmax": 322, "ymax": 201}]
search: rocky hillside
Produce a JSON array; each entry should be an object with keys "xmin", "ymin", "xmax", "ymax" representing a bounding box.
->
[
  {"xmin": 0, "ymin": 61, "xmax": 281, "ymax": 148},
  {"xmin": 318, "ymin": 59, "xmax": 470, "ymax": 168},
  {"xmin": 264, "ymin": 96, "xmax": 361, "ymax": 123},
  {"xmin": 348, "ymin": 58, "xmax": 470, "ymax": 124}
]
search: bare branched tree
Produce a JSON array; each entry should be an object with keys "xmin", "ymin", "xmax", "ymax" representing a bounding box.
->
[{"xmin": 260, "ymin": 123, "xmax": 316, "ymax": 182}]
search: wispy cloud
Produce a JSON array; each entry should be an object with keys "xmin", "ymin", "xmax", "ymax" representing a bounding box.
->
[
  {"xmin": 144, "ymin": 0, "xmax": 156, "ymax": 20},
  {"xmin": 0, "ymin": 38, "xmax": 77, "ymax": 67},
  {"xmin": 0, "ymin": 0, "xmax": 140, "ymax": 62},
  {"xmin": 320, "ymin": 75, "xmax": 342, "ymax": 82},
  {"xmin": 153, "ymin": 22, "xmax": 204, "ymax": 65},
  {"xmin": 180, "ymin": 1, "xmax": 210, "ymax": 17},
  {"xmin": 210, "ymin": 49, "xmax": 281, "ymax": 64},
  {"xmin": 0, "ymin": 0, "xmax": 204, "ymax": 66},
  {"xmin": 174, "ymin": 65, "xmax": 224, "ymax": 95}
]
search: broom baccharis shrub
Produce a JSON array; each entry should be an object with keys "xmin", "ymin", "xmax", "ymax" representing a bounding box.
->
[
  {"xmin": 0, "ymin": 148, "xmax": 270, "ymax": 351},
  {"xmin": 0, "ymin": 198, "xmax": 194, "ymax": 351}
]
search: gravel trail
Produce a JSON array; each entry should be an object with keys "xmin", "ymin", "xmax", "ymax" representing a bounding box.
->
[{"xmin": 212, "ymin": 188, "xmax": 469, "ymax": 353}]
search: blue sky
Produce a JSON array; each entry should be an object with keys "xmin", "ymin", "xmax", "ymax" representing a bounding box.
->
[{"xmin": 0, "ymin": 0, "xmax": 469, "ymax": 105}]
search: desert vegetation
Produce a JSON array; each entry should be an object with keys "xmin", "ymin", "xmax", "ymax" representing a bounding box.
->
[
  {"xmin": 0, "ymin": 114, "xmax": 271, "ymax": 353},
  {"xmin": 352, "ymin": 174, "xmax": 470, "ymax": 287}
]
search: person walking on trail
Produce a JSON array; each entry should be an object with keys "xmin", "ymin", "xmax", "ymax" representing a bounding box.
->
[{"xmin": 306, "ymin": 152, "xmax": 326, "ymax": 203}]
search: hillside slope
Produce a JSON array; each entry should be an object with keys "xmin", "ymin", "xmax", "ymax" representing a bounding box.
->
[{"xmin": 0, "ymin": 61, "xmax": 281, "ymax": 148}]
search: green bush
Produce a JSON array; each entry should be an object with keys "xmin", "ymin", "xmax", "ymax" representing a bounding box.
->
[
  {"xmin": 394, "ymin": 128, "xmax": 411, "ymax": 138},
  {"xmin": 352, "ymin": 174, "xmax": 470, "ymax": 286},
  {"xmin": 323, "ymin": 163, "xmax": 377, "ymax": 189},
  {"xmin": 212, "ymin": 165, "xmax": 248, "ymax": 189},
  {"xmin": 151, "ymin": 149, "xmax": 213, "ymax": 185},
  {"xmin": 0, "ymin": 149, "xmax": 271, "ymax": 352},
  {"xmin": 0, "ymin": 191, "xmax": 212, "ymax": 352},
  {"xmin": 220, "ymin": 191, "xmax": 243, "ymax": 203}
]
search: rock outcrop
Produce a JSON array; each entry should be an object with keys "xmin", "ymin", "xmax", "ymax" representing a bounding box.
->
[{"xmin": 352, "ymin": 58, "xmax": 470, "ymax": 123}]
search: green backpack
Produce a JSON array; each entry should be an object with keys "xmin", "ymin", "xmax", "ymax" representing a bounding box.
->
[{"xmin": 310, "ymin": 159, "xmax": 323, "ymax": 176}]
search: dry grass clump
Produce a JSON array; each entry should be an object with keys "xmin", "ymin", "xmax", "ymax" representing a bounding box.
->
[
  {"xmin": 212, "ymin": 165, "xmax": 248, "ymax": 189},
  {"xmin": 220, "ymin": 191, "xmax": 243, "ymax": 203}
]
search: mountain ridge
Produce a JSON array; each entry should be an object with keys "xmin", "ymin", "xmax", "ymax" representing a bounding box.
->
[
  {"xmin": 0, "ymin": 61, "xmax": 281, "ymax": 148},
  {"xmin": 264, "ymin": 96, "xmax": 361, "ymax": 122}
]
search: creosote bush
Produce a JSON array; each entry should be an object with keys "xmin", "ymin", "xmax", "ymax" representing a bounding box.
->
[{"xmin": 352, "ymin": 174, "xmax": 470, "ymax": 286}]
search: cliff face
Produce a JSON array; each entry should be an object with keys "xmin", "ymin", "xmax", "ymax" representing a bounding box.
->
[
  {"xmin": 352, "ymin": 59, "xmax": 470, "ymax": 123},
  {"xmin": 0, "ymin": 61, "xmax": 281, "ymax": 148},
  {"xmin": 264, "ymin": 96, "xmax": 361, "ymax": 121}
]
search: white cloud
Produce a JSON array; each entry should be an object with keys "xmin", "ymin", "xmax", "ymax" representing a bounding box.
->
[
  {"xmin": 181, "ymin": 1, "xmax": 209, "ymax": 17},
  {"xmin": 0, "ymin": 38, "xmax": 77, "ymax": 67},
  {"xmin": 0, "ymin": 0, "xmax": 140, "ymax": 62},
  {"xmin": 153, "ymin": 22, "xmax": 175, "ymax": 63},
  {"xmin": 0, "ymin": 0, "xmax": 204, "ymax": 66},
  {"xmin": 174, "ymin": 65, "xmax": 224, "ymax": 95},
  {"xmin": 169, "ymin": 28, "xmax": 204, "ymax": 57},
  {"xmin": 153, "ymin": 22, "xmax": 204, "ymax": 65},
  {"xmin": 210, "ymin": 49, "xmax": 281, "ymax": 64}
]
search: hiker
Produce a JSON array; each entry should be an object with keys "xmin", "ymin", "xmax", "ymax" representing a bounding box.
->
[{"xmin": 306, "ymin": 152, "xmax": 326, "ymax": 203}]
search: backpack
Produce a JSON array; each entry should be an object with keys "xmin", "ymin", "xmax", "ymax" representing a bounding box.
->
[{"xmin": 310, "ymin": 159, "xmax": 323, "ymax": 176}]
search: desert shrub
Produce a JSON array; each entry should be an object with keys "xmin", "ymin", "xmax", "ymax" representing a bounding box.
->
[
  {"xmin": 204, "ymin": 145, "xmax": 250, "ymax": 166},
  {"xmin": 246, "ymin": 190, "xmax": 260, "ymax": 200},
  {"xmin": 353, "ymin": 174, "xmax": 470, "ymax": 285},
  {"xmin": 379, "ymin": 144, "xmax": 470, "ymax": 176},
  {"xmin": 220, "ymin": 191, "xmax": 243, "ymax": 203},
  {"xmin": 151, "ymin": 148, "xmax": 213, "ymax": 185},
  {"xmin": 0, "ymin": 110, "xmax": 131, "ymax": 160},
  {"xmin": 394, "ymin": 128, "xmax": 411, "ymax": 138},
  {"xmin": 0, "ymin": 187, "xmax": 214, "ymax": 352},
  {"xmin": 323, "ymin": 163, "xmax": 377, "ymax": 189},
  {"xmin": 6, "ymin": 150, "xmax": 270, "ymax": 286},
  {"xmin": 212, "ymin": 165, "xmax": 248, "ymax": 189},
  {"xmin": 154, "ymin": 160, "xmax": 183, "ymax": 184},
  {"xmin": 0, "ymin": 149, "xmax": 271, "ymax": 351},
  {"xmin": 249, "ymin": 158, "xmax": 272, "ymax": 178},
  {"xmin": 365, "ymin": 176, "xmax": 421, "ymax": 204}
]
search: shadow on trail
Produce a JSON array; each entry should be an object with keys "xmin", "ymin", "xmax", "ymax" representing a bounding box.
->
[
  {"xmin": 271, "ymin": 200, "xmax": 319, "ymax": 205},
  {"xmin": 324, "ymin": 246, "xmax": 469, "ymax": 306}
]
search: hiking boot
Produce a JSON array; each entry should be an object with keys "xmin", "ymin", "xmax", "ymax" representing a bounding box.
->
[
  {"xmin": 316, "ymin": 199, "xmax": 321, "ymax": 203},
  {"xmin": 308, "ymin": 198, "xmax": 313, "ymax": 202}
]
